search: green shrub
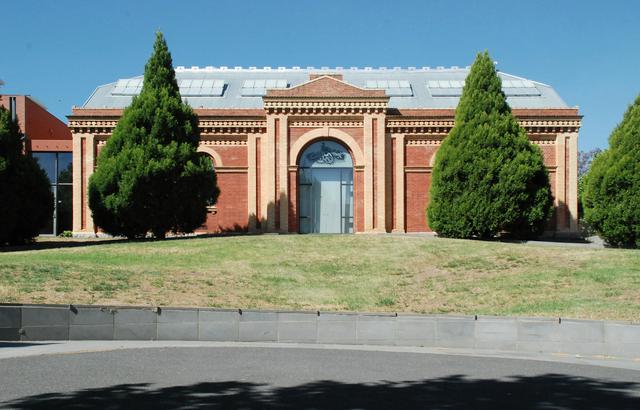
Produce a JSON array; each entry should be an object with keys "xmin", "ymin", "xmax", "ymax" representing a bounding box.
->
[
  {"xmin": 0, "ymin": 103, "xmax": 53, "ymax": 245},
  {"xmin": 427, "ymin": 51, "xmax": 553, "ymax": 239},
  {"xmin": 58, "ymin": 230, "xmax": 73, "ymax": 238},
  {"xmin": 582, "ymin": 94, "xmax": 640, "ymax": 247},
  {"xmin": 88, "ymin": 32, "xmax": 219, "ymax": 239}
]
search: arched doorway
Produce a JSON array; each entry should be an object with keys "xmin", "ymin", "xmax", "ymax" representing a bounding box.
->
[{"xmin": 298, "ymin": 140, "xmax": 354, "ymax": 233}]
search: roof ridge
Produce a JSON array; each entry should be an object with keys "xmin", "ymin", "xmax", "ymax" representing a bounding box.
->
[{"xmin": 174, "ymin": 66, "xmax": 471, "ymax": 72}]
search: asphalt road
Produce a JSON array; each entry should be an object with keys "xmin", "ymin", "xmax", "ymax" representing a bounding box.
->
[{"xmin": 0, "ymin": 344, "xmax": 639, "ymax": 409}]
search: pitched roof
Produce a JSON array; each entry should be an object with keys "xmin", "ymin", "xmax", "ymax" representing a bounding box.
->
[{"xmin": 79, "ymin": 66, "xmax": 570, "ymax": 110}]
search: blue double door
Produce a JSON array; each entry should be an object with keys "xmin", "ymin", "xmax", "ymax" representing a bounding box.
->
[{"xmin": 298, "ymin": 141, "xmax": 354, "ymax": 234}]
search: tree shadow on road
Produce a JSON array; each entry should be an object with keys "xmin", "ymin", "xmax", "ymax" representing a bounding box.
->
[{"xmin": 2, "ymin": 373, "xmax": 639, "ymax": 409}]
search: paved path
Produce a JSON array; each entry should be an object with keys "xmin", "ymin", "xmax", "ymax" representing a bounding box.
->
[{"xmin": 1, "ymin": 342, "xmax": 639, "ymax": 409}]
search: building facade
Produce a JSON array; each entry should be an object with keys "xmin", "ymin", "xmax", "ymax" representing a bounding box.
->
[
  {"xmin": 1, "ymin": 94, "xmax": 73, "ymax": 235},
  {"xmin": 69, "ymin": 67, "xmax": 581, "ymax": 236}
]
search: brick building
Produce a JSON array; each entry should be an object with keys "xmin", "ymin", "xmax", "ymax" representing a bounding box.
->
[
  {"xmin": 1, "ymin": 95, "xmax": 73, "ymax": 235},
  {"xmin": 69, "ymin": 67, "xmax": 580, "ymax": 236}
]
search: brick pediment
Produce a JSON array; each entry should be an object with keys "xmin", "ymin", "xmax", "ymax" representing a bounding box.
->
[{"xmin": 265, "ymin": 76, "xmax": 387, "ymax": 98}]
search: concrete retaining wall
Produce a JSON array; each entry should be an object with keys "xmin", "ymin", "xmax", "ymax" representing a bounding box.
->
[{"xmin": 1, "ymin": 304, "xmax": 639, "ymax": 359}]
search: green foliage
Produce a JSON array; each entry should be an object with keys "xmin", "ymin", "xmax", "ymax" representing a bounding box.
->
[
  {"xmin": 582, "ymin": 94, "xmax": 640, "ymax": 247},
  {"xmin": 0, "ymin": 103, "xmax": 53, "ymax": 245},
  {"xmin": 88, "ymin": 32, "xmax": 219, "ymax": 239},
  {"xmin": 427, "ymin": 51, "xmax": 553, "ymax": 239}
]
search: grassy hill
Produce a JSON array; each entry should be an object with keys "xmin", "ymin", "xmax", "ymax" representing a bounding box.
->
[{"xmin": 1, "ymin": 235, "xmax": 638, "ymax": 321}]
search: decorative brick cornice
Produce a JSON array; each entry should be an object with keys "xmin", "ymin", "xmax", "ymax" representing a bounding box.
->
[
  {"xmin": 69, "ymin": 117, "xmax": 266, "ymax": 135},
  {"xmin": 388, "ymin": 118, "xmax": 581, "ymax": 135},
  {"xmin": 405, "ymin": 136, "xmax": 445, "ymax": 146},
  {"xmin": 200, "ymin": 135, "xmax": 247, "ymax": 146},
  {"xmin": 262, "ymin": 99, "xmax": 388, "ymax": 115},
  {"xmin": 290, "ymin": 120, "xmax": 364, "ymax": 128}
]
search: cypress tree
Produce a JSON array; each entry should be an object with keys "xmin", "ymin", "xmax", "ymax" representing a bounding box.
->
[
  {"xmin": 88, "ymin": 32, "xmax": 219, "ymax": 239},
  {"xmin": 0, "ymin": 101, "xmax": 54, "ymax": 245},
  {"xmin": 582, "ymin": 95, "xmax": 640, "ymax": 247},
  {"xmin": 427, "ymin": 51, "xmax": 553, "ymax": 239}
]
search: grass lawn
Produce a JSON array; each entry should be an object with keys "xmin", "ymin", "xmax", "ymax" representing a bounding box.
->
[{"xmin": 0, "ymin": 234, "xmax": 638, "ymax": 321}]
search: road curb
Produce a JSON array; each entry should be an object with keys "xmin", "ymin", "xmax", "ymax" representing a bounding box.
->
[{"xmin": 1, "ymin": 303, "xmax": 639, "ymax": 359}]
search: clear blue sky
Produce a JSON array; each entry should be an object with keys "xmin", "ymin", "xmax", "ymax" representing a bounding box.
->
[{"xmin": 2, "ymin": 0, "xmax": 639, "ymax": 151}]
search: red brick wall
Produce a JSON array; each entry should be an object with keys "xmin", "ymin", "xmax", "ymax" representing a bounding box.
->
[
  {"xmin": 406, "ymin": 172, "xmax": 431, "ymax": 232},
  {"xmin": 406, "ymin": 145, "xmax": 437, "ymax": 167},
  {"xmin": 202, "ymin": 172, "xmax": 248, "ymax": 232},
  {"xmin": 214, "ymin": 146, "xmax": 248, "ymax": 167},
  {"xmin": 0, "ymin": 95, "xmax": 71, "ymax": 152}
]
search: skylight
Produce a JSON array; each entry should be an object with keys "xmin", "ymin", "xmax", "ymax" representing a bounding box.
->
[
  {"xmin": 364, "ymin": 80, "xmax": 413, "ymax": 96},
  {"xmin": 241, "ymin": 79, "xmax": 288, "ymax": 96},
  {"xmin": 179, "ymin": 79, "xmax": 226, "ymax": 96},
  {"xmin": 111, "ymin": 78, "xmax": 142, "ymax": 95},
  {"xmin": 426, "ymin": 78, "xmax": 541, "ymax": 97},
  {"xmin": 111, "ymin": 78, "xmax": 226, "ymax": 96}
]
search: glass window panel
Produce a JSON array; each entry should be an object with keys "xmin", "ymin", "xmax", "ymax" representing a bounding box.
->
[
  {"xmin": 399, "ymin": 80, "xmax": 410, "ymax": 88},
  {"xmin": 276, "ymin": 79, "xmax": 287, "ymax": 88},
  {"xmin": 300, "ymin": 140, "xmax": 353, "ymax": 168},
  {"xmin": 243, "ymin": 79, "xmax": 254, "ymax": 88},
  {"xmin": 378, "ymin": 80, "xmax": 388, "ymax": 88},
  {"xmin": 388, "ymin": 80, "xmax": 400, "ymax": 88},
  {"xmin": 202, "ymin": 79, "xmax": 214, "ymax": 88},
  {"xmin": 254, "ymin": 79, "xmax": 265, "ymax": 88},
  {"xmin": 191, "ymin": 79, "xmax": 203, "ymax": 88},
  {"xmin": 428, "ymin": 80, "xmax": 439, "ymax": 88},
  {"xmin": 522, "ymin": 80, "xmax": 535, "ymax": 88},
  {"xmin": 57, "ymin": 153, "xmax": 72, "ymax": 184},
  {"xmin": 56, "ymin": 185, "xmax": 73, "ymax": 233},
  {"xmin": 181, "ymin": 79, "xmax": 192, "ymax": 87},
  {"xmin": 439, "ymin": 80, "xmax": 450, "ymax": 88},
  {"xmin": 213, "ymin": 80, "xmax": 225, "ymax": 88},
  {"xmin": 511, "ymin": 80, "xmax": 524, "ymax": 88},
  {"xmin": 365, "ymin": 80, "xmax": 377, "ymax": 88},
  {"xmin": 265, "ymin": 79, "xmax": 277, "ymax": 88},
  {"xmin": 39, "ymin": 206, "xmax": 53, "ymax": 235},
  {"xmin": 33, "ymin": 152, "xmax": 56, "ymax": 183}
]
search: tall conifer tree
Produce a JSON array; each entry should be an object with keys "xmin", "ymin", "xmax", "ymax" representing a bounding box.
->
[
  {"xmin": 427, "ymin": 51, "xmax": 552, "ymax": 238},
  {"xmin": 89, "ymin": 32, "xmax": 219, "ymax": 238},
  {"xmin": 583, "ymin": 95, "xmax": 640, "ymax": 247},
  {"xmin": 0, "ymin": 101, "xmax": 53, "ymax": 245}
]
